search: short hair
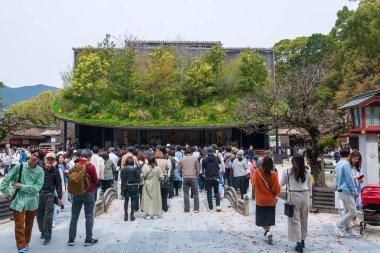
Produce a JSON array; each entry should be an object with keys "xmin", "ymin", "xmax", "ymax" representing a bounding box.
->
[
  {"xmin": 108, "ymin": 147, "xmax": 115, "ymax": 153},
  {"xmin": 92, "ymin": 146, "xmax": 99, "ymax": 154},
  {"xmin": 340, "ymin": 148, "xmax": 351, "ymax": 158},
  {"xmin": 155, "ymin": 150, "xmax": 164, "ymax": 159},
  {"xmin": 99, "ymin": 152, "xmax": 109, "ymax": 161},
  {"xmin": 126, "ymin": 156, "xmax": 134, "ymax": 166},
  {"xmin": 31, "ymin": 149, "xmax": 44, "ymax": 160}
]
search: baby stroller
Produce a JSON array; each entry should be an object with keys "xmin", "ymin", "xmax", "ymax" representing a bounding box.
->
[{"xmin": 359, "ymin": 184, "xmax": 380, "ymax": 235}]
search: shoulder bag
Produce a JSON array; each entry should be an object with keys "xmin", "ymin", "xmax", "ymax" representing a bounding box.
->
[
  {"xmin": 257, "ymin": 169, "xmax": 276, "ymax": 196},
  {"xmin": 9, "ymin": 163, "xmax": 23, "ymax": 211},
  {"xmin": 284, "ymin": 170, "xmax": 294, "ymax": 218},
  {"xmin": 161, "ymin": 162, "xmax": 171, "ymax": 189}
]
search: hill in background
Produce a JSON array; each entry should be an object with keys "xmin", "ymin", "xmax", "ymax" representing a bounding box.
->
[{"xmin": 0, "ymin": 84, "xmax": 59, "ymax": 109}]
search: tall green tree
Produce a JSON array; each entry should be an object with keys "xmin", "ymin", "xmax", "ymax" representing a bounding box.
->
[
  {"xmin": 71, "ymin": 52, "xmax": 110, "ymax": 100},
  {"xmin": 238, "ymin": 49, "xmax": 269, "ymax": 94},
  {"xmin": 182, "ymin": 59, "xmax": 214, "ymax": 106},
  {"xmin": 108, "ymin": 48, "xmax": 137, "ymax": 100},
  {"xmin": 138, "ymin": 45, "xmax": 180, "ymax": 108},
  {"xmin": 331, "ymin": 0, "xmax": 380, "ymax": 101},
  {"xmin": 203, "ymin": 43, "xmax": 226, "ymax": 82}
]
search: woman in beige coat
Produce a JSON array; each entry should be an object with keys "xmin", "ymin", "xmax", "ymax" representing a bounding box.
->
[{"xmin": 140, "ymin": 156, "xmax": 163, "ymax": 219}]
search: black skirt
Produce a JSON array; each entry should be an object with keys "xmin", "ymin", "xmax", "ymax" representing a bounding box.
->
[{"xmin": 256, "ymin": 205, "xmax": 276, "ymax": 226}]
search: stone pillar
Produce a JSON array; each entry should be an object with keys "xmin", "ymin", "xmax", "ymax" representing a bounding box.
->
[{"xmin": 359, "ymin": 134, "xmax": 379, "ymax": 185}]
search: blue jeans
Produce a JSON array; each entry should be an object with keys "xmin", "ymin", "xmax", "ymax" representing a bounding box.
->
[
  {"xmin": 69, "ymin": 192, "xmax": 95, "ymax": 241},
  {"xmin": 218, "ymin": 173, "xmax": 224, "ymax": 196}
]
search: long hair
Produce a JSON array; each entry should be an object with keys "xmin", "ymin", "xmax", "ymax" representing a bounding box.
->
[
  {"xmin": 261, "ymin": 156, "xmax": 273, "ymax": 177},
  {"xmin": 349, "ymin": 151, "xmax": 362, "ymax": 172},
  {"xmin": 291, "ymin": 153, "xmax": 306, "ymax": 183}
]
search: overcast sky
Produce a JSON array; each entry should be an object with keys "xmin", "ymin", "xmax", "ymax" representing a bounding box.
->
[{"xmin": 0, "ymin": 0, "xmax": 358, "ymax": 88}]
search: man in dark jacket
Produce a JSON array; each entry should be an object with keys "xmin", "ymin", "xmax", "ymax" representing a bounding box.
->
[
  {"xmin": 37, "ymin": 152, "xmax": 62, "ymax": 245},
  {"xmin": 202, "ymin": 147, "xmax": 222, "ymax": 212}
]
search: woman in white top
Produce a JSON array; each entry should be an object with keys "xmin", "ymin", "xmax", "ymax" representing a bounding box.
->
[
  {"xmin": 349, "ymin": 151, "xmax": 363, "ymax": 209},
  {"xmin": 280, "ymin": 153, "xmax": 312, "ymax": 253}
]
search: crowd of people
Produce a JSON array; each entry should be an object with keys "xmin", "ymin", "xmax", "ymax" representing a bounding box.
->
[{"xmin": 0, "ymin": 143, "xmax": 367, "ymax": 253}]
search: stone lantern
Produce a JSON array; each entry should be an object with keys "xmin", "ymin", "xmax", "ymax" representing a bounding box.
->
[{"xmin": 339, "ymin": 89, "xmax": 380, "ymax": 185}]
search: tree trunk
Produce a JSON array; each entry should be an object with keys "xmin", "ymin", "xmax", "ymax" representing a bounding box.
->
[{"xmin": 306, "ymin": 129, "xmax": 325, "ymax": 186}]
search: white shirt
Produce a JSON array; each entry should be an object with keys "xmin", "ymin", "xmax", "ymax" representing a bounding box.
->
[
  {"xmin": 10, "ymin": 153, "xmax": 21, "ymax": 165},
  {"xmin": 90, "ymin": 154, "xmax": 105, "ymax": 179},
  {"xmin": 109, "ymin": 152, "xmax": 119, "ymax": 169},
  {"xmin": 280, "ymin": 169, "xmax": 312, "ymax": 193}
]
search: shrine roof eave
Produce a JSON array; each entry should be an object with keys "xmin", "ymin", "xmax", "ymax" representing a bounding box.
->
[
  {"xmin": 338, "ymin": 89, "xmax": 380, "ymax": 110},
  {"xmin": 53, "ymin": 113, "xmax": 243, "ymax": 130}
]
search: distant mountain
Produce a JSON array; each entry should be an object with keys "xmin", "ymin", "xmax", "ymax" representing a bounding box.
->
[{"xmin": 0, "ymin": 84, "xmax": 59, "ymax": 109}]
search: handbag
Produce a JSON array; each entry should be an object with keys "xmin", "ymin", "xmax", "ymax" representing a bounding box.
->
[
  {"xmin": 161, "ymin": 161, "xmax": 172, "ymax": 189},
  {"xmin": 284, "ymin": 170, "xmax": 294, "ymax": 218},
  {"xmin": 9, "ymin": 163, "xmax": 23, "ymax": 211}
]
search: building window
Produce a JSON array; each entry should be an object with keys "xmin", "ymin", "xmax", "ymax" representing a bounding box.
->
[
  {"xmin": 352, "ymin": 108, "xmax": 361, "ymax": 127},
  {"xmin": 365, "ymin": 106, "xmax": 380, "ymax": 126}
]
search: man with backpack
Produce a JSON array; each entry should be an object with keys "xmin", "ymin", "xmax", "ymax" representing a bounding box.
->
[
  {"xmin": 202, "ymin": 147, "xmax": 222, "ymax": 212},
  {"xmin": 0, "ymin": 149, "xmax": 44, "ymax": 253},
  {"xmin": 67, "ymin": 149, "xmax": 99, "ymax": 247}
]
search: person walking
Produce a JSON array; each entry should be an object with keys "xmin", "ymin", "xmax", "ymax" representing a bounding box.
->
[
  {"xmin": 252, "ymin": 156, "xmax": 281, "ymax": 244},
  {"xmin": 202, "ymin": 147, "xmax": 222, "ymax": 212},
  {"xmin": 140, "ymin": 156, "xmax": 163, "ymax": 219},
  {"xmin": 120, "ymin": 157, "xmax": 141, "ymax": 221},
  {"xmin": 0, "ymin": 149, "xmax": 44, "ymax": 253},
  {"xmin": 232, "ymin": 150, "xmax": 249, "ymax": 200},
  {"xmin": 90, "ymin": 146, "xmax": 104, "ymax": 201},
  {"xmin": 37, "ymin": 153, "xmax": 63, "ymax": 245},
  {"xmin": 335, "ymin": 148, "xmax": 359, "ymax": 238},
  {"xmin": 179, "ymin": 147, "xmax": 200, "ymax": 213},
  {"xmin": 349, "ymin": 151, "xmax": 363, "ymax": 210},
  {"xmin": 68, "ymin": 149, "xmax": 99, "ymax": 247},
  {"xmin": 280, "ymin": 153, "xmax": 312, "ymax": 253}
]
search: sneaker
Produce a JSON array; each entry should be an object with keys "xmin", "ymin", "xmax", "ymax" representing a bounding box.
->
[
  {"xmin": 84, "ymin": 238, "xmax": 98, "ymax": 247},
  {"xmin": 335, "ymin": 224, "xmax": 344, "ymax": 238},
  {"xmin": 25, "ymin": 244, "xmax": 30, "ymax": 251},
  {"xmin": 130, "ymin": 216, "xmax": 135, "ymax": 221},
  {"xmin": 152, "ymin": 215, "xmax": 158, "ymax": 219},
  {"xmin": 146, "ymin": 215, "xmax": 151, "ymax": 220},
  {"xmin": 17, "ymin": 248, "xmax": 27, "ymax": 253},
  {"xmin": 52, "ymin": 222, "xmax": 56, "ymax": 228},
  {"xmin": 345, "ymin": 230, "xmax": 361, "ymax": 238},
  {"xmin": 267, "ymin": 232, "xmax": 273, "ymax": 244},
  {"xmin": 216, "ymin": 206, "xmax": 222, "ymax": 212},
  {"xmin": 208, "ymin": 208, "xmax": 215, "ymax": 213},
  {"xmin": 264, "ymin": 230, "xmax": 269, "ymax": 241},
  {"xmin": 43, "ymin": 238, "xmax": 51, "ymax": 245},
  {"xmin": 67, "ymin": 239, "xmax": 75, "ymax": 246},
  {"xmin": 194, "ymin": 210, "xmax": 200, "ymax": 213}
]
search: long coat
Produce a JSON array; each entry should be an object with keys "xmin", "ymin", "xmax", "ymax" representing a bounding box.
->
[{"xmin": 141, "ymin": 165, "xmax": 163, "ymax": 217}]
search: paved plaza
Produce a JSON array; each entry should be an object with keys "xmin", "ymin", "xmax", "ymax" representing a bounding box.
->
[{"xmin": 1, "ymin": 180, "xmax": 380, "ymax": 253}]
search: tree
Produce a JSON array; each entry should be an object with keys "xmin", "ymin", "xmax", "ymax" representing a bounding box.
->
[
  {"xmin": 331, "ymin": 0, "xmax": 380, "ymax": 101},
  {"xmin": 236, "ymin": 63, "xmax": 345, "ymax": 185},
  {"xmin": 203, "ymin": 43, "xmax": 226, "ymax": 83},
  {"xmin": 4, "ymin": 91, "xmax": 58, "ymax": 126},
  {"xmin": 238, "ymin": 49, "xmax": 269, "ymax": 94},
  {"xmin": 182, "ymin": 59, "xmax": 214, "ymax": 106},
  {"xmin": 108, "ymin": 48, "xmax": 137, "ymax": 100},
  {"xmin": 138, "ymin": 45, "xmax": 180, "ymax": 108},
  {"xmin": 71, "ymin": 52, "xmax": 110, "ymax": 100}
]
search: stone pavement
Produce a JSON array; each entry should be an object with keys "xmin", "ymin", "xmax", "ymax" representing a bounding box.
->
[{"xmin": 1, "ymin": 178, "xmax": 380, "ymax": 252}]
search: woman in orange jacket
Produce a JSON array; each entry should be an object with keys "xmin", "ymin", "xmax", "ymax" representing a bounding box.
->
[{"xmin": 252, "ymin": 156, "xmax": 281, "ymax": 244}]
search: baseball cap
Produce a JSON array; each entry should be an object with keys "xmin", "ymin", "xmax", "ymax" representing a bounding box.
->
[
  {"xmin": 45, "ymin": 152, "xmax": 56, "ymax": 160},
  {"xmin": 237, "ymin": 150, "xmax": 244, "ymax": 156}
]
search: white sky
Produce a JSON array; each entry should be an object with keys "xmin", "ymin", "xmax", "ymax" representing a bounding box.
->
[{"xmin": 0, "ymin": 0, "xmax": 358, "ymax": 88}]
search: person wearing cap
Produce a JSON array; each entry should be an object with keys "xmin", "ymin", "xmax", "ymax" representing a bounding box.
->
[
  {"xmin": 202, "ymin": 147, "xmax": 222, "ymax": 212},
  {"xmin": 232, "ymin": 150, "xmax": 249, "ymax": 200},
  {"xmin": 68, "ymin": 149, "xmax": 99, "ymax": 247},
  {"xmin": 0, "ymin": 149, "xmax": 44, "ymax": 253},
  {"xmin": 179, "ymin": 147, "xmax": 200, "ymax": 213},
  {"xmin": 37, "ymin": 152, "xmax": 63, "ymax": 245}
]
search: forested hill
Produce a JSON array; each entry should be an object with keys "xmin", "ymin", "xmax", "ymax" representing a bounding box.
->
[{"xmin": 0, "ymin": 84, "xmax": 59, "ymax": 109}]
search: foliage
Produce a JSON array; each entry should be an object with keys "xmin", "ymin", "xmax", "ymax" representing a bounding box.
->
[
  {"xmin": 71, "ymin": 52, "xmax": 110, "ymax": 100},
  {"xmin": 330, "ymin": 0, "xmax": 380, "ymax": 101},
  {"xmin": 320, "ymin": 135, "xmax": 340, "ymax": 149},
  {"xmin": 238, "ymin": 49, "xmax": 269, "ymax": 94},
  {"xmin": 139, "ymin": 45, "xmax": 180, "ymax": 108},
  {"xmin": 182, "ymin": 59, "xmax": 214, "ymax": 106},
  {"xmin": 203, "ymin": 43, "xmax": 226, "ymax": 83}
]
